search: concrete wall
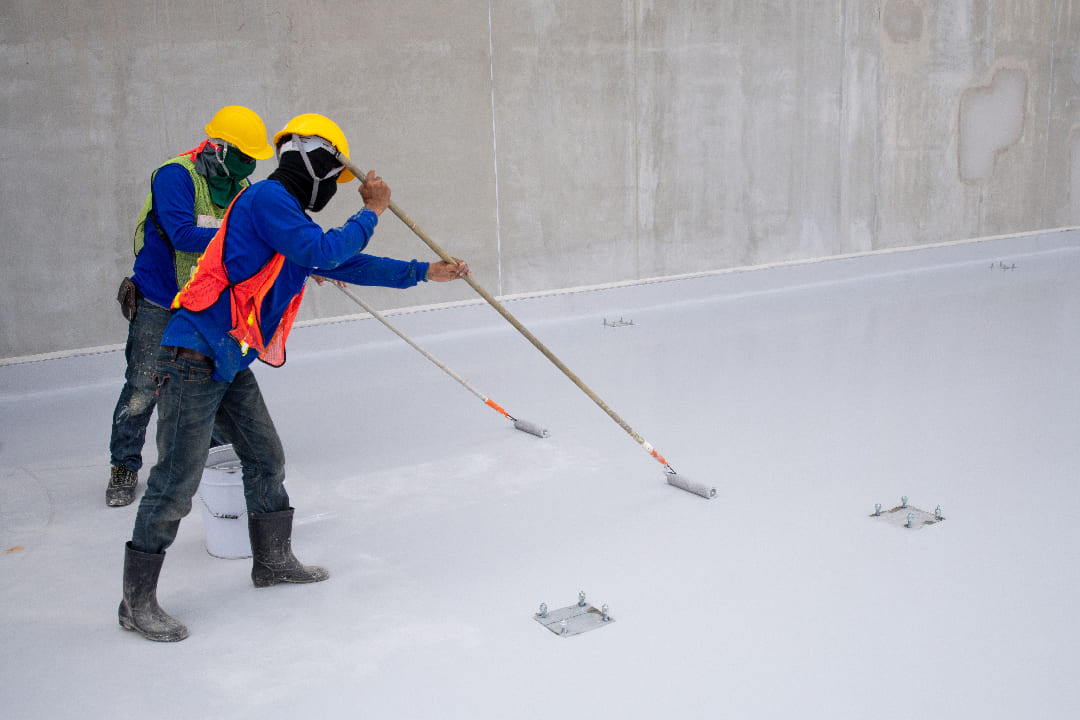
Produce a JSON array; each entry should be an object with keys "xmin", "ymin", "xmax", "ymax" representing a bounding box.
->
[{"xmin": 1, "ymin": 0, "xmax": 1076, "ymax": 360}]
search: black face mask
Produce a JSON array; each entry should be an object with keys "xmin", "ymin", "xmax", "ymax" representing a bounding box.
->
[
  {"xmin": 269, "ymin": 148, "xmax": 341, "ymax": 212},
  {"xmin": 310, "ymin": 174, "xmax": 338, "ymax": 212}
]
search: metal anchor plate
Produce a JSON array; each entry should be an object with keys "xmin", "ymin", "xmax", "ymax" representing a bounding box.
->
[
  {"xmin": 534, "ymin": 602, "xmax": 614, "ymax": 637},
  {"xmin": 870, "ymin": 503, "xmax": 944, "ymax": 531}
]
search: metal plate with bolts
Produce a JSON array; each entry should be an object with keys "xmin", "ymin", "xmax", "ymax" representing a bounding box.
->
[
  {"xmin": 603, "ymin": 317, "xmax": 635, "ymax": 328},
  {"xmin": 870, "ymin": 499, "xmax": 944, "ymax": 531},
  {"xmin": 534, "ymin": 594, "xmax": 614, "ymax": 637}
]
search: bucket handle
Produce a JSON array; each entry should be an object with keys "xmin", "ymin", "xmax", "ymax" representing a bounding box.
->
[{"xmin": 198, "ymin": 492, "xmax": 244, "ymax": 520}]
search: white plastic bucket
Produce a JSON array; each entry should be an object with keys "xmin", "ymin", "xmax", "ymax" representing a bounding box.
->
[{"xmin": 198, "ymin": 444, "xmax": 250, "ymax": 559}]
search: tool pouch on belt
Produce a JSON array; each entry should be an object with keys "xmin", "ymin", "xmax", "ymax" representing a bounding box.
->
[{"xmin": 117, "ymin": 277, "xmax": 140, "ymax": 322}]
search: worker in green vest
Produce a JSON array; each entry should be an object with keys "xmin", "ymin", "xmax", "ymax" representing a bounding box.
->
[{"xmin": 107, "ymin": 106, "xmax": 274, "ymax": 508}]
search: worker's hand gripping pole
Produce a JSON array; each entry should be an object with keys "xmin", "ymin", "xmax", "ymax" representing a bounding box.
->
[{"xmin": 339, "ymin": 156, "xmax": 714, "ymax": 499}]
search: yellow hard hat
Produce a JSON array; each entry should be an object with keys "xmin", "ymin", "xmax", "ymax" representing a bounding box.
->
[
  {"xmin": 273, "ymin": 113, "xmax": 354, "ymax": 183},
  {"xmin": 204, "ymin": 105, "xmax": 274, "ymax": 160}
]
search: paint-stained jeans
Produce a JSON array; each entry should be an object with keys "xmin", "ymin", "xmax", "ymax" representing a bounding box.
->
[
  {"xmin": 109, "ymin": 297, "xmax": 172, "ymax": 472},
  {"xmin": 131, "ymin": 347, "xmax": 290, "ymax": 554}
]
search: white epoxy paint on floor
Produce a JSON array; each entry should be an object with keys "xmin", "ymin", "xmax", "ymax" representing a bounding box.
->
[{"xmin": 2, "ymin": 229, "xmax": 1078, "ymax": 719}]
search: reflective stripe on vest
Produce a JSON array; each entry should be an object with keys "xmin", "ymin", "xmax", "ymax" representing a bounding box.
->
[{"xmin": 172, "ymin": 189, "xmax": 306, "ymax": 368}]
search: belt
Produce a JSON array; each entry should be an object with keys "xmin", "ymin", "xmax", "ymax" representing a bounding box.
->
[{"xmin": 173, "ymin": 346, "xmax": 213, "ymax": 364}]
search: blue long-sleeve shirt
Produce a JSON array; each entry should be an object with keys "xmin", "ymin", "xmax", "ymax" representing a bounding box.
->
[
  {"xmin": 162, "ymin": 179, "xmax": 430, "ymax": 381},
  {"xmin": 130, "ymin": 164, "xmax": 220, "ymax": 307}
]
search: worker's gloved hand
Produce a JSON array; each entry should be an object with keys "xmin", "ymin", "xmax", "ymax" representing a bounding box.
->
[
  {"xmin": 359, "ymin": 170, "xmax": 391, "ymax": 216},
  {"xmin": 426, "ymin": 258, "xmax": 471, "ymax": 282}
]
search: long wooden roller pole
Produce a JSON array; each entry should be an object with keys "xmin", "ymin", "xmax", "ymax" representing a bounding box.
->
[{"xmin": 339, "ymin": 156, "xmax": 714, "ymax": 499}]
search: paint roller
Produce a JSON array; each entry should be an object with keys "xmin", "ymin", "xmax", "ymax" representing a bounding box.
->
[
  {"xmin": 339, "ymin": 160, "xmax": 715, "ymax": 500},
  {"xmin": 334, "ymin": 283, "xmax": 548, "ymax": 438}
]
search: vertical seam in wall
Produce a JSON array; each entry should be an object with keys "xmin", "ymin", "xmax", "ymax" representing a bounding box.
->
[
  {"xmin": 487, "ymin": 0, "xmax": 503, "ymax": 295},
  {"xmin": 1043, "ymin": 0, "xmax": 1059, "ymax": 228},
  {"xmin": 632, "ymin": 0, "xmax": 640, "ymax": 279},
  {"xmin": 262, "ymin": 0, "xmax": 274, "ymax": 120},
  {"xmin": 838, "ymin": 0, "xmax": 848, "ymax": 250},
  {"xmin": 873, "ymin": 1, "xmax": 881, "ymax": 247}
]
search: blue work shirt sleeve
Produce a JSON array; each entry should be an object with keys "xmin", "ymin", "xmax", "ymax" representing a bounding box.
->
[
  {"xmin": 317, "ymin": 254, "xmax": 431, "ymax": 288},
  {"xmin": 151, "ymin": 164, "xmax": 218, "ymax": 253},
  {"xmin": 252, "ymin": 188, "xmax": 380, "ymax": 270}
]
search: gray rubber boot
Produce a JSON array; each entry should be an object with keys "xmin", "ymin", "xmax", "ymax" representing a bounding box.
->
[
  {"xmin": 118, "ymin": 542, "xmax": 189, "ymax": 642},
  {"xmin": 248, "ymin": 508, "xmax": 330, "ymax": 588}
]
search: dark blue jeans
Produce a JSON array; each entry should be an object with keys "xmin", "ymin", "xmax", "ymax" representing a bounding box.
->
[
  {"xmin": 131, "ymin": 346, "xmax": 290, "ymax": 554},
  {"xmin": 110, "ymin": 297, "xmax": 228, "ymax": 473},
  {"xmin": 109, "ymin": 297, "xmax": 172, "ymax": 472}
]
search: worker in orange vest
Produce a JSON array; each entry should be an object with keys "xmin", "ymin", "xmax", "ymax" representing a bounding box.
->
[{"xmin": 119, "ymin": 114, "xmax": 470, "ymax": 642}]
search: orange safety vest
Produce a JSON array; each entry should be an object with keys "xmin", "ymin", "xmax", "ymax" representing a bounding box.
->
[{"xmin": 172, "ymin": 189, "xmax": 305, "ymax": 367}]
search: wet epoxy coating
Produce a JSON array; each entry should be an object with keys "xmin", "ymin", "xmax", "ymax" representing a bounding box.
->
[{"xmin": 3, "ymin": 232, "xmax": 1079, "ymax": 719}]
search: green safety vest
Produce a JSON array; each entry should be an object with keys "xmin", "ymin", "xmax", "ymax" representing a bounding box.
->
[{"xmin": 132, "ymin": 151, "xmax": 250, "ymax": 289}]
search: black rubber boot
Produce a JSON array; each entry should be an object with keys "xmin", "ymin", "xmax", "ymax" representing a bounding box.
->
[
  {"xmin": 118, "ymin": 542, "xmax": 189, "ymax": 642},
  {"xmin": 106, "ymin": 465, "xmax": 138, "ymax": 507},
  {"xmin": 248, "ymin": 508, "xmax": 330, "ymax": 588}
]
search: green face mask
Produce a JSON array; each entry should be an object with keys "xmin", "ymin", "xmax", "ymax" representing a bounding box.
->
[{"xmin": 205, "ymin": 144, "xmax": 256, "ymax": 207}]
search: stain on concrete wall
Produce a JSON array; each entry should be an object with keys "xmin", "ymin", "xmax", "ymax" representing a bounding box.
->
[
  {"xmin": 883, "ymin": 0, "xmax": 924, "ymax": 44},
  {"xmin": 958, "ymin": 67, "xmax": 1028, "ymax": 182}
]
